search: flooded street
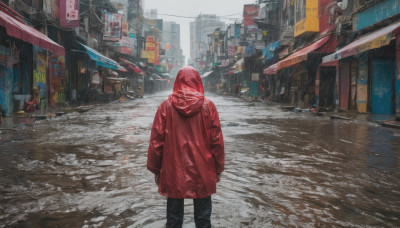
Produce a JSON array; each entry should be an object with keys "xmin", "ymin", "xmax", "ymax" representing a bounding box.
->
[{"xmin": 1, "ymin": 91, "xmax": 400, "ymax": 227}]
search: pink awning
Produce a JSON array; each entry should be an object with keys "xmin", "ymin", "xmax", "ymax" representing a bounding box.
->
[
  {"xmin": 322, "ymin": 20, "xmax": 400, "ymax": 63},
  {"xmin": 0, "ymin": 5, "xmax": 65, "ymax": 56},
  {"xmin": 263, "ymin": 63, "xmax": 277, "ymax": 75},
  {"xmin": 276, "ymin": 35, "xmax": 332, "ymax": 71}
]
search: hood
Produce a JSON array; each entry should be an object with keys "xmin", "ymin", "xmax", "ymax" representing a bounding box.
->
[{"xmin": 168, "ymin": 66, "xmax": 205, "ymax": 117}]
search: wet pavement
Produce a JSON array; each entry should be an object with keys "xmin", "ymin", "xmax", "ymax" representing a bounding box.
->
[{"xmin": 0, "ymin": 90, "xmax": 399, "ymax": 227}]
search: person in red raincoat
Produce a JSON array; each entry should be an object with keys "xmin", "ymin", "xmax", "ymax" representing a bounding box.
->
[{"xmin": 147, "ymin": 66, "xmax": 225, "ymax": 228}]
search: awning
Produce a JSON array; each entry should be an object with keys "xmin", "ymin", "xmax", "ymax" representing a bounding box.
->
[
  {"xmin": 262, "ymin": 41, "xmax": 280, "ymax": 60},
  {"xmin": 263, "ymin": 63, "xmax": 277, "ymax": 75},
  {"xmin": 161, "ymin": 73, "xmax": 172, "ymax": 79},
  {"xmin": 276, "ymin": 35, "xmax": 332, "ymax": 71},
  {"xmin": 106, "ymin": 77, "xmax": 128, "ymax": 82},
  {"xmin": 201, "ymin": 71, "xmax": 214, "ymax": 79},
  {"xmin": 0, "ymin": 5, "xmax": 65, "ymax": 56},
  {"xmin": 322, "ymin": 21, "xmax": 400, "ymax": 63},
  {"xmin": 79, "ymin": 42, "xmax": 127, "ymax": 72},
  {"xmin": 119, "ymin": 57, "xmax": 144, "ymax": 74}
]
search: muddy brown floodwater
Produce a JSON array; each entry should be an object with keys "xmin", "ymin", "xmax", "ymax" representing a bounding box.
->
[{"xmin": 0, "ymin": 91, "xmax": 399, "ymax": 227}]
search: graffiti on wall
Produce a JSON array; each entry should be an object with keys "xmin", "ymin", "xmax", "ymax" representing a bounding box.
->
[
  {"xmin": 33, "ymin": 46, "xmax": 47, "ymax": 110},
  {"xmin": 0, "ymin": 45, "xmax": 13, "ymax": 116},
  {"xmin": 49, "ymin": 55, "xmax": 66, "ymax": 106}
]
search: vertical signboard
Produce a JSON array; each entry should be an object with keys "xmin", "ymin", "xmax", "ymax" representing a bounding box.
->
[
  {"xmin": 60, "ymin": 0, "xmax": 79, "ymax": 27},
  {"xmin": 103, "ymin": 13, "xmax": 122, "ymax": 41}
]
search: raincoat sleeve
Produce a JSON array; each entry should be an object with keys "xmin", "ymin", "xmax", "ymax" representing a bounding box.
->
[
  {"xmin": 147, "ymin": 102, "xmax": 167, "ymax": 174},
  {"xmin": 208, "ymin": 101, "xmax": 225, "ymax": 174}
]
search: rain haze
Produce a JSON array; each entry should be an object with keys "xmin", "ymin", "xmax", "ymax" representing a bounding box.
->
[
  {"xmin": 1, "ymin": 0, "xmax": 400, "ymax": 227},
  {"xmin": 144, "ymin": 0, "xmax": 257, "ymax": 65}
]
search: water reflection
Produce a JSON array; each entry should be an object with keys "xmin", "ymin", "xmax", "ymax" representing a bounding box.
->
[{"xmin": 0, "ymin": 91, "xmax": 399, "ymax": 227}]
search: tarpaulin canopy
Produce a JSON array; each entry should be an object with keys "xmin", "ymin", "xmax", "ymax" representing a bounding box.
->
[
  {"xmin": 322, "ymin": 20, "xmax": 400, "ymax": 63},
  {"xmin": 276, "ymin": 35, "xmax": 332, "ymax": 71},
  {"xmin": 0, "ymin": 4, "xmax": 65, "ymax": 56},
  {"xmin": 263, "ymin": 63, "xmax": 277, "ymax": 75},
  {"xmin": 79, "ymin": 42, "xmax": 127, "ymax": 72},
  {"xmin": 262, "ymin": 41, "xmax": 280, "ymax": 60}
]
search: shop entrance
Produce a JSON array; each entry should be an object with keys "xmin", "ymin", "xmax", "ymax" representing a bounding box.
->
[{"xmin": 319, "ymin": 67, "xmax": 336, "ymax": 108}]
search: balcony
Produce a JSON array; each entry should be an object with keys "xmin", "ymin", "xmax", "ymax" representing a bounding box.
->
[{"xmin": 294, "ymin": 0, "xmax": 319, "ymax": 37}]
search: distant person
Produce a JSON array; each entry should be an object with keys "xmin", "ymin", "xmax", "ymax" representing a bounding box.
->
[{"xmin": 147, "ymin": 66, "xmax": 225, "ymax": 228}]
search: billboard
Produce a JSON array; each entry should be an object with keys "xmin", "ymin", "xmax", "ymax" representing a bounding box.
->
[
  {"xmin": 243, "ymin": 5, "xmax": 259, "ymax": 28},
  {"xmin": 104, "ymin": 13, "xmax": 122, "ymax": 41}
]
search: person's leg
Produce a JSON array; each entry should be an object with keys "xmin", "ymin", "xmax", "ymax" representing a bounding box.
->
[
  {"xmin": 166, "ymin": 198, "xmax": 184, "ymax": 228},
  {"xmin": 193, "ymin": 196, "xmax": 212, "ymax": 228}
]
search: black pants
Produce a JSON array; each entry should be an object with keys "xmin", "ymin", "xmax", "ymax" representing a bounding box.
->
[{"xmin": 166, "ymin": 196, "xmax": 212, "ymax": 228}]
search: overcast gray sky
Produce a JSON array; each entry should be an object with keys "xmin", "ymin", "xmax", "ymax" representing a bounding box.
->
[{"xmin": 144, "ymin": 0, "xmax": 257, "ymax": 65}]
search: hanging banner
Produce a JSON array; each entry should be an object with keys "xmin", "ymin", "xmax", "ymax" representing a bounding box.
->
[
  {"xmin": 103, "ymin": 12, "xmax": 122, "ymax": 41},
  {"xmin": 118, "ymin": 37, "xmax": 135, "ymax": 55},
  {"xmin": 146, "ymin": 42, "xmax": 156, "ymax": 51},
  {"xmin": 146, "ymin": 36, "xmax": 155, "ymax": 43},
  {"xmin": 60, "ymin": 0, "xmax": 79, "ymax": 27}
]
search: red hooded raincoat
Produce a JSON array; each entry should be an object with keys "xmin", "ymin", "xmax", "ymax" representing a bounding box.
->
[{"xmin": 147, "ymin": 66, "xmax": 224, "ymax": 199}]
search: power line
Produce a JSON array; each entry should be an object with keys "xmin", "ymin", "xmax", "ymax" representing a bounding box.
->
[{"xmin": 156, "ymin": 13, "xmax": 243, "ymax": 20}]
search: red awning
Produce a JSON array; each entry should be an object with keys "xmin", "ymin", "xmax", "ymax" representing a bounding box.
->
[
  {"xmin": 120, "ymin": 57, "xmax": 144, "ymax": 74},
  {"xmin": 276, "ymin": 35, "xmax": 332, "ymax": 71},
  {"xmin": 322, "ymin": 20, "xmax": 400, "ymax": 63},
  {"xmin": 263, "ymin": 63, "xmax": 277, "ymax": 75},
  {"xmin": 0, "ymin": 5, "xmax": 65, "ymax": 56}
]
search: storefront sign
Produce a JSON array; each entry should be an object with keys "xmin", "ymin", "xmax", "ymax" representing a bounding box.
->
[
  {"xmin": 357, "ymin": 0, "xmax": 400, "ymax": 31},
  {"xmin": 60, "ymin": 0, "xmax": 79, "ymax": 27},
  {"xmin": 251, "ymin": 73, "xmax": 259, "ymax": 81},
  {"xmin": 103, "ymin": 12, "xmax": 122, "ymax": 41}
]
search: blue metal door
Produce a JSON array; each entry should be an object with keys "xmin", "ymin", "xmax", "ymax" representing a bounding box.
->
[
  {"xmin": 250, "ymin": 81, "xmax": 259, "ymax": 97},
  {"xmin": 372, "ymin": 60, "xmax": 395, "ymax": 114}
]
